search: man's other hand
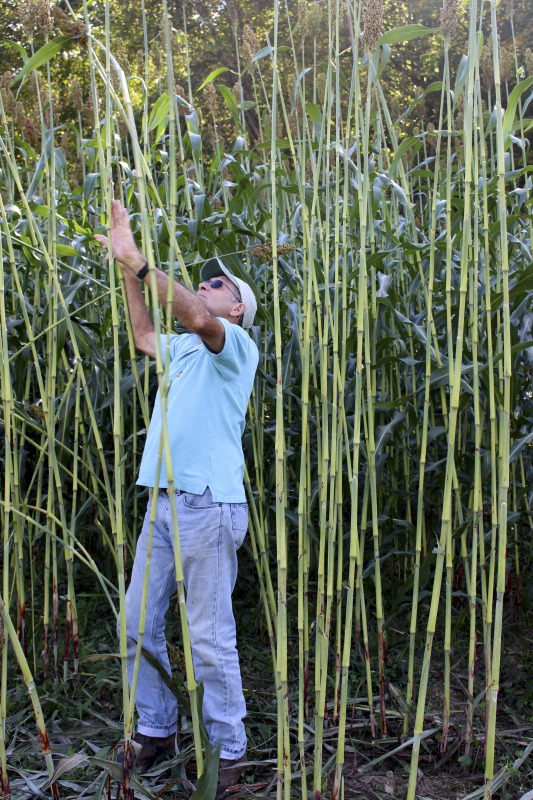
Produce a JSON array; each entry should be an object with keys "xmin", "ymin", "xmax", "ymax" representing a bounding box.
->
[{"xmin": 94, "ymin": 199, "xmax": 147, "ymax": 275}]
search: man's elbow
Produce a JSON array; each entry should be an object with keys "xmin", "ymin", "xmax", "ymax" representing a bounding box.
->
[
  {"xmin": 188, "ymin": 309, "xmax": 219, "ymax": 338},
  {"xmin": 133, "ymin": 331, "xmax": 156, "ymax": 358}
]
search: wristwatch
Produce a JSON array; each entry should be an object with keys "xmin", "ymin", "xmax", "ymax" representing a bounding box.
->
[{"xmin": 136, "ymin": 261, "xmax": 149, "ymax": 279}]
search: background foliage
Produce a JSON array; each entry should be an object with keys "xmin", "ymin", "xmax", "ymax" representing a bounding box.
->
[{"xmin": 1, "ymin": 0, "xmax": 532, "ymax": 799}]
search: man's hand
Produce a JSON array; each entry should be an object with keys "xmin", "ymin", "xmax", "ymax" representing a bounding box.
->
[{"xmin": 94, "ymin": 199, "xmax": 147, "ymax": 275}]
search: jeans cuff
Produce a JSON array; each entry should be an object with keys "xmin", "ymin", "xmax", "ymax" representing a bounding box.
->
[
  {"xmin": 218, "ymin": 745, "xmax": 247, "ymax": 760},
  {"xmin": 137, "ymin": 723, "xmax": 177, "ymax": 738}
]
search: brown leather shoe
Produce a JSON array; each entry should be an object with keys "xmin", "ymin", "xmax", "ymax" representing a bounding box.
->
[
  {"xmin": 118, "ymin": 732, "xmax": 177, "ymax": 772},
  {"xmin": 216, "ymin": 753, "xmax": 247, "ymax": 797}
]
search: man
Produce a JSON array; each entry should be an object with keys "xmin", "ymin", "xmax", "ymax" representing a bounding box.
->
[{"xmin": 95, "ymin": 200, "xmax": 258, "ymax": 794}]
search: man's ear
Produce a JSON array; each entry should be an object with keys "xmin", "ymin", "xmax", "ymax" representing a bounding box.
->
[{"xmin": 229, "ymin": 302, "xmax": 245, "ymax": 321}]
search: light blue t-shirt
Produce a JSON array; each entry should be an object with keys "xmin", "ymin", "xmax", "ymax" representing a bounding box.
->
[{"xmin": 137, "ymin": 318, "xmax": 259, "ymax": 502}]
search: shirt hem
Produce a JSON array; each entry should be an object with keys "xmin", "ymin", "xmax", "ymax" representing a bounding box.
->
[{"xmin": 136, "ymin": 479, "xmax": 246, "ymax": 504}]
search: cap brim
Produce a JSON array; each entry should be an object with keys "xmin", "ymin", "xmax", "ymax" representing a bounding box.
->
[
  {"xmin": 200, "ymin": 257, "xmax": 237, "ymax": 287},
  {"xmin": 200, "ymin": 257, "xmax": 257, "ymax": 328}
]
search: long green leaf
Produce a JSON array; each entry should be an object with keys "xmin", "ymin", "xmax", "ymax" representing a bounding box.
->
[
  {"xmin": 503, "ymin": 76, "xmax": 533, "ymax": 138},
  {"xmin": 198, "ymin": 67, "xmax": 231, "ymax": 91},
  {"xmin": 377, "ymin": 25, "xmax": 438, "ymax": 46},
  {"xmin": 218, "ymin": 85, "xmax": 240, "ymax": 127},
  {"xmin": 10, "ymin": 35, "xmax": 74, "ymax": 86}
]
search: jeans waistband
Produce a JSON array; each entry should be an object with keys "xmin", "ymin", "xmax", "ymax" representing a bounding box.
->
[{"xmin": 158, "ymin": 487, "xmax": 183, "ymax": 495}]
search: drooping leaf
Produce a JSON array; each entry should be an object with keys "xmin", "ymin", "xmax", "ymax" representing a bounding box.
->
[
  {"xmin": 377, "ymin": 25, "xmax": 439, "ymax": 46},
  {"xmin": 10, "ymin": 35, "xmax": 74, "ymax": 87},
  {"xmin": 147, "ymin": 92, "xmax": 169, "ymax": 132},
  {"xmin": 252, "ymin": 45, "xmax": 274, "ymax": 62},
  {"xmin": 218, "ymin": 85, "xmax": 240, "ymax": 127},
  {"xmin": 198, "ymin": 67, "xmax": 231, "ymax": 91},
  {"xmin": 503, "ymin": 76, "xmax": 533, "ymax": 138}
]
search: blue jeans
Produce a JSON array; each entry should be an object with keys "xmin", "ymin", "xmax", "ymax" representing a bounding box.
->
[{"xmin": 120, "ymin": 487, "xmax": 248, "ymax": 760}]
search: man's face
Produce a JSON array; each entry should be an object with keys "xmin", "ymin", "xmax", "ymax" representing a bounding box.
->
[{"xmin": 197, "ymin": 276, "xmax": 243, "ymax": 322}]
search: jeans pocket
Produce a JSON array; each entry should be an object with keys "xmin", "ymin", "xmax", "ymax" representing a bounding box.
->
[
  {"xmin": 231, "ymin": 503, "xmax": 248, "ymax": 549},
  {"xmin": 182, "ymin": 489, "xmax": 219, "ymax": 509}
]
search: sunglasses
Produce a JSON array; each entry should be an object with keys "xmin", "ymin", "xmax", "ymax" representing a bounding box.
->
[{"xmin": 204, "ymin": 278, "xmax": 241, "ymax": 303}]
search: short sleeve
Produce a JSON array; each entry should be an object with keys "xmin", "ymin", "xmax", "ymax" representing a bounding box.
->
[
  {"xmin": 157, "ymin": 333, "xmax": 182, "ymax": 364},
  {"xmin": 206, "ymin": 318, "xmax": 258, "ymax": 380}
]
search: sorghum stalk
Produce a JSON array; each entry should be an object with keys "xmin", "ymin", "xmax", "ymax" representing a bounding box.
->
[
  {"xmin": 464, "ymin": 75, "xmax": 483, "ymax": 758},
  {"xmin": 483, "ymin": 2, "xmax": 512, "ymax": 793},
  {"xmin": 406, "ymin": 0, "xmax": 480, "ymax": 794},
  {"xmin": 0, "ymin": 197, "xmax": 13, "ymax": 800},
  {"xmin": 270, "ymin": 3, "xmax": 291, "ymax": 796},
  {"xmin": 404, "ymin": 43, "xmax": 448, "ymax": 737},
  {"xmin": 81, "ymin": 0, "xmax": 131, "ymax": 758},
  {"xmin": 313, "ymin": 3, "xmax": 338, "ymax": 788},
  {"xmin": 0, "ymin": 593, "xmax": 59, "ymax": 798},
  {"xmin": 333, "ymin": 13, "xmax": 361, "ymax": 791}
]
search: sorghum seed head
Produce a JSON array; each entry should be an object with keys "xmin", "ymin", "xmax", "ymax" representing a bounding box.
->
[
  {"xmin": 82, "ymin": 94, "xmax": 94, "ymax": 123},
  {"xmin": 52, "ymin": 8, "xmax": 88, "ymax": 46},
  {"xmin": 113, "ymin": 38, "xmax": 131, "ymax": 76},
  {"xmin": 35, "ymin": 0, "xmax": 53, "ymax": 35},
  {"xmin": 71, "ymin": 79, "xmax": 83, "ymax": 111},
  {"xmin": 18, "ymin": 0, "xmax": 36, "ymax": 37},
  {"xmin": 440, "ymin": 0, "xmax": 458, "ymax": 39},
  {"xmin": 232, "ymin": 81, "xmax": 242, "ymax": 104},
  {"xmin": 526, "ymin": 49, "xmax": 533, "ymax": 76},
  {"xmin": 23, "ymin": 116, "xmax": 40, "ymax": 147},
  {"xmin": 226, "ymin": 0, "xmax": 240, "ymax": 29},
  {"xmin": 15, "ymin": 101, "xmax": 25, "ymax": 124},
  {"xmin": 250, "ymin": 243, "xmax": 296, "ymax": 262},
  {"xmin": 306, "ymin": 4, "xmax": 324, "ymax": 38},
  {"xmin": 362, "ymin": 0, "xmax": 384, "ymax": 51},
  {"xmin": 204, "ymin": 82, "xmax": 218, "ymax": 114},
  {"xmin": 135, "ymin": 50, "xmax": 145, "ymax": 72},
  {"xmin": 480, "ymin": 43, "xmax": 493, "ymax": 90},
  {"xmin": 298, "ymin": 0, "xmax": 308, "ymax": 31},
  {"xmin": 298, "ymin": 1, "xmax": 323, "ymax": 39},
  {"xmin": 242, "ymin": 24, "xmax": 259, "ymax": 68},
  {"xmin": 329, "ymin": 0, "xmax": 347, "ymax": 28},
  {"xmin": 1, "ymin": 87, "xmax": 17, "ymax": 117},
  {"xmin": 1, "ymin": 71, "xmax": 13, "ymax": 89},
  {"xmin": 499, "ymin": 45, "xmax": 515, "ymax": 82}
]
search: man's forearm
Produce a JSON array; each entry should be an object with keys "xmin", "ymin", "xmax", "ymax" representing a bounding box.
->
[
  {"xmin": 122, "ymin": 271, "xmax": 155, "ymax": 351},
  {"xmin": 141, "ymin": 267, "xmax": 220, "ymax": 337}
]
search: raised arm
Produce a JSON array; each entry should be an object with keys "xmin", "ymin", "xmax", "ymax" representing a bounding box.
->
[{"xmin": 95, "ymin": 200, "xmax": 226, "ymax": 354}]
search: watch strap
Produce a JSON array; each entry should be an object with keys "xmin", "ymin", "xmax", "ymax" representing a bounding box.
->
[{"xmin": 136, "ymin": 261, "xmax": 149, "ymax": 279}]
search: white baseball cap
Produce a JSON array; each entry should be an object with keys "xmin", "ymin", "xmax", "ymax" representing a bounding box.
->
[{"xmin": 200, "ymin": 257, "xmax": 257, "ymax": 329}]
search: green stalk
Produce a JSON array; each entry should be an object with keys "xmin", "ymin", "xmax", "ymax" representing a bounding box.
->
[
  {"xmin": 483, "ymin": 3, "xmax": 512, "ymax": 793},
  {"xmin": 270, "ymin": 4, "xmax": 290, "ymax": 796},
  {"xmin": 406, "ymin": 1, "xmax": 480, "ymax": 795},
  {"xmin": 0, "ymin": 592, "xmax": 59, "ymax": 799},
  {"xmin": 0, "ymin": 194, "xmax": 13, "ymax": 800}
]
